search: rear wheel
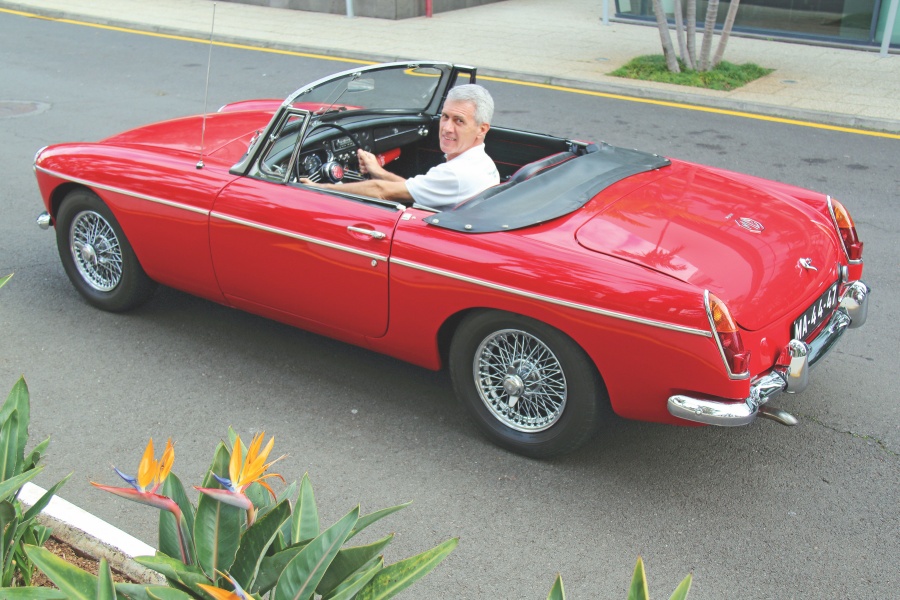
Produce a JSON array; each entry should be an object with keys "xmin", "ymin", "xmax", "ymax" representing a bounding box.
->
[
  {"xmin": 55, "ymin": 189, "xmax": 157, "ymax": 312},
  {"xmin": 449, "ymin": 310, "xmax": 606, "ymax": 458}
]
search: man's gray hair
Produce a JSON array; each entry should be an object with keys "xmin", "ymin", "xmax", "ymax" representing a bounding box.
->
[{"xmin": 446, "ymin": 84, "xmax": 494, "ymax": 126}]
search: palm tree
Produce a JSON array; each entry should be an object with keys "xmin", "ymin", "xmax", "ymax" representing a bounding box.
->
[{"xmin": 652, "ymin": 0, "xmax": 743, "ymax": 73}]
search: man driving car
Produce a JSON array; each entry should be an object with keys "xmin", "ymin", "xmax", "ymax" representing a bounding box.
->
[{"xmin": 300, "ymin": 84, "xmax": 499, "ymax": 208}]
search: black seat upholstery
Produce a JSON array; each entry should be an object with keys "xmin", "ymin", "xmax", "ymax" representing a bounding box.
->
[{"xmin": 506, "ymin": 151, "xmax": 577, "ymax": 184}]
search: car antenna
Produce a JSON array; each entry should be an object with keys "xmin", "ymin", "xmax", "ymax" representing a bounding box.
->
[{"xmin": 197, "ymin": 3, "xmax": 217, "ymax": 170}]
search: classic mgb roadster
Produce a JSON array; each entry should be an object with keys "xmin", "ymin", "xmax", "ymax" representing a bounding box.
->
[{"xmin": 34, "ymin": 62, "xmax": 870, "ymax": 457}]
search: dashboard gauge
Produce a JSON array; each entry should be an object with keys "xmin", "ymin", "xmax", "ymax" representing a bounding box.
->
[{"xmin": 301, "ymin": 153, "xmax": 323, "ymax": 175}]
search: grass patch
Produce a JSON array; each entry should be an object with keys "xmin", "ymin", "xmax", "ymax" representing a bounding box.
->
[{"xmin": 610, "ymin": 55, "xmax": 774, "ymax": 91}]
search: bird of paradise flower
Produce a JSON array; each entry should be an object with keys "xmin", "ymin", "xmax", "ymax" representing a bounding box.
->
[
  {"xmin": 195, "ymin": 432, "xmax": 285, "ymax": 526},
  {"xmin": 90, "ymin": 438, "xmax": 193, "ymax": 564}
]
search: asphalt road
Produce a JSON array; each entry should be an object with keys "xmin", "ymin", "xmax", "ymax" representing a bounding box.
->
[{"xmin": 1, "ymin": 12, "xmax": 898, "ymax": 599}]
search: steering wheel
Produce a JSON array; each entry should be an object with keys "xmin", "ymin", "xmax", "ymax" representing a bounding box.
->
[{"xmin": 296, "ymin": 122, "xmax": 364, "ymax": 183}]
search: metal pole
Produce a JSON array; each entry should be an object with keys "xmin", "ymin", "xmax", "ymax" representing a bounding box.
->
[
  {"xmin": 346, "ymin": 0, "xmax": 354, "ymax": 18},
  {"xmin": 602, "ymin": 0, "xmax": 610, "ymax": 25},
  {"xmin": 881, "ymin": 0, "xmax": 898, "ymax": 56}
]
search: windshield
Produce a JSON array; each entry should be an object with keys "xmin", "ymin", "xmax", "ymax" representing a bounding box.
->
[{"xmin": 289, "ymin": 64, "xmax": 446, "ymax": 114}]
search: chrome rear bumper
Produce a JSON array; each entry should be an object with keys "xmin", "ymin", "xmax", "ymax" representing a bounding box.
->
[{"xmin": 668, "ymin": 280, "xmax": 870, "ymax": 427}]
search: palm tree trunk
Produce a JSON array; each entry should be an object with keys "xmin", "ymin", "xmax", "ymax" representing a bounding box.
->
[
  {"xmin": 672, "ymin": 0, "xmax": 695, "ymax": 70},
  {"xmin": 712, "ymin": 0, "xmax": 741, "ymax": 67},
  {"xmin": 686, "ymin": 0, "xmax": 698, "ymax": 67},
  {"xmin": 652, "ymin": 0, "xmax": 681, "ymax": 73},
  {"xmin": 699, "ymin": 0, "xmax": 720, "ymax": 71}
]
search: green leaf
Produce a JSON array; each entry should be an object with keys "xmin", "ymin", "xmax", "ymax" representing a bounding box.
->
[
  {"xmin": 669, "ymin": 573, "xmax": 693, "ymax": 600},
  {"xmin": 274, "ymin": 481, "xmax": 298, "ymax": 551},
  {"xmin": 114, "ymin": 583, "xmax": 194, "ymax": 600},
  {"xmin": 0, "ymin": 588, "xmax": 67, "ymax": 598},
  {"xmin": 134, "ymin": 553, "xmax": 211, "ymax": 593},
  {"xmin": 194, "ymin": 443, "xmax": 241, "ymax": 581},
  {"xmin": 158, "ymin": 473, "xmax": 196, "ymax": 565},
  {"xmin": 0, "ymin": 468, "xmax": 43, "ymax": 506},
  {"xmin": 245, "ymin": 481, "xmax": 272, "ymax": 512},
  {"xmin": 97, "ymin": 558, "xmax": 117, "ymax": 600},
  {"xmin": 316, "ymin": 534, "xmax": 394, "ymax": 596},
  {"xmin": 0, "ymin": 501, "xmax": 17, "ymax": 583},
  {"xmin": 23, "ymin": 437, "xmax": 50, "ymax": 472},
  {"xmin": 1, "ymin": 378, "xmax": 30, "ymax": 470},
  {"xmin": 0, "ymin": 274, "xmax": 11, "ymax": 289},
  {"xmin": 254, "ymin": 542, "xmax": 308, "ymax": 595},
  {"xmin": 144, "ymin": 587, "xmax": 196, "ymax": 600},
  {"xmin": 627, "ymin": 557, "xmax": 650, "ymax": 600},
  {"xmin": 292, "ymin": 474, "xmax": 318, "ymax": 544},
  {"xmin": 0, "ymin": 410, "xmax": 20, "ymax": 481},
  {"xmin": 231, "ymin": 499, "xmax": 291, "ymax": 591},
  {"xmin": 323, "ymin": 556, "xmax": 383, "ymax": 600},
  {"xmin": 546, "ymin": 574, "xmax": 565, "ymax": 600},
  {"xmin": 353, "ymin": 537, "xmax": 458, "ymax": 600},
  {"xmin": 273, "ymin": 505, "xmax": 359, "ymax": 600},
  {"xmin": 201, "ymin": 442, "xmax": 232, "ymax": 489},
  {"xmin": 349, "ymin": 502, "xmax": 411, "ymax": 541},
  {"xmin": 23, "ymin": 472, "xmax": 71, "ymax": 521},
  {"xmin": 25, "ymin": 544, "xmax": 99, "ymax": 600}
]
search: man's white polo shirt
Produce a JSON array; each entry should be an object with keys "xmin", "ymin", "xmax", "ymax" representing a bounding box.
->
[{"xmin": 405, "ymin": 144, "xmax": 499, "ymax": 209}]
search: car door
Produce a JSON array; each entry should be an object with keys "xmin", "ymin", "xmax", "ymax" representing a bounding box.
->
[{"xmin": 209, "ymin": 178, "xmax": 402, "ymax": 338}]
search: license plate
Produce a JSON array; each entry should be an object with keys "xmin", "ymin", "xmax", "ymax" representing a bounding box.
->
[{"xmin": 792, "ymin": 282, "xmax": 840, "ymax": 340}]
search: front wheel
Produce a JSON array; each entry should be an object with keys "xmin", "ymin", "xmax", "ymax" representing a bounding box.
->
[
  {"xmin": 55, "ymin": 189, "xmax": 157, "ymax": 312},
  {"xmin": 449, "ymin": 311, "xmax": 606, "ymax": 458}
]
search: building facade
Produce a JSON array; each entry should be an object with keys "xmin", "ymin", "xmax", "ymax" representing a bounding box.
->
[{"xmin": 616, "ymin": 0, "xmax": 899, "ymax": 48}]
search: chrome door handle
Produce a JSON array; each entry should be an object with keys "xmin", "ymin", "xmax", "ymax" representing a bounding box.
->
[{"xmin": 347, "ymin": 226, "xmax": 386, "ymax": 240}]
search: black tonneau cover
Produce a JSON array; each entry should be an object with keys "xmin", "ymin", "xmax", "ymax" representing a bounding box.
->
[{"xmin": 423, "ymin": 144, "xmax": 670, "ymax": 233}]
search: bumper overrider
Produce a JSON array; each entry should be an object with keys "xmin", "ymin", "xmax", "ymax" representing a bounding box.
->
[{"xmin": 668, "ymin": 280, "xmax": 870, "ymax": 427}]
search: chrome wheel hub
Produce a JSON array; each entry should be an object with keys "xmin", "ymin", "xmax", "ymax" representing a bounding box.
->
[
  {"xmin": 473, "ymin": 329, "xmax": 567, "ymax": 432},
  {"xmin": 70, "ymin": 210, "xmax": 123, "ymax": 292}
]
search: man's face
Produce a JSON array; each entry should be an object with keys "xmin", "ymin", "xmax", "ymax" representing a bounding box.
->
[{"xmin": 439, "ymin": 99, "xmax": 489, "ymax": 160}]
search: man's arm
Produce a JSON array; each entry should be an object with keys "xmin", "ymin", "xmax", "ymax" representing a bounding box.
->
[
  {"xmin": 299, "ymin": 177, "xmax": 413, "ymax": 203},
  {"xmin": 357, "ymin": 149, "xmax": 405, "ymax": 182},
  {"xmin": 300, "ymin": 148, "xmax": 413, "ymax": 202}
]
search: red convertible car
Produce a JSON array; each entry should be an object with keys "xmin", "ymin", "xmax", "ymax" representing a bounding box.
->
[{"xmin": 34, "ymin": 62, "xmax": 869, "ymax": 457}]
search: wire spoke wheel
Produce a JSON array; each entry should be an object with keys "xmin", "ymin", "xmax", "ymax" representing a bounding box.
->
[
  {"xmin": 55, "ymin": 189, "xmax": 156, "ymax": 312},
  {"xmin": 451, "ymin": 311, "xmax": 606, "ymax": 458},
  {"xmin": 69, "ymin": 210, "xmax": 123, "ymax": 292},
  {"xmin": 474, "ymin": 328, "xmax": 567, "ymax": 432}
]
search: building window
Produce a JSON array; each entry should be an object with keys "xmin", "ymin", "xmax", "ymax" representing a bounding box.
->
[{"xmin": 616, "ymin": 0, "xmax": 894, "ymax": 46}]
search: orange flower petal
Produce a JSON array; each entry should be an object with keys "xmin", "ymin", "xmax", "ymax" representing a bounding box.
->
[
  {"xmin": 137, "ymin": 439, "xmax": 157, "ymax": 491},
  {"xmin": 197, "ymin": 583, "xmax": 243, "ymax": 600},
  {"xmin": 229, "ymin": 435, "xmax": 244, "ymax": 486},
  {"xmin": 158, "ymin": 438, "xmax": 175, "ymax": 484}
]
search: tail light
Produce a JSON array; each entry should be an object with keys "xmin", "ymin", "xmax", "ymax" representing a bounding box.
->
[
  {"xmin": 706, "ymin": 292, "xmax": 750, "ymax": 377},
  {"xmin": 829, "ymin": 197, "xmax": 863, "ymax": 261}
]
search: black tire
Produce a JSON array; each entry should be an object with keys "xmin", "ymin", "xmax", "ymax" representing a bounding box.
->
[
  {"xmin": 55, "ymin": 189, "xmax": 157, "ymax": 312},
  {"xmin": 449, "ymin": 310, "xmax": 606, "ymax": 458}
]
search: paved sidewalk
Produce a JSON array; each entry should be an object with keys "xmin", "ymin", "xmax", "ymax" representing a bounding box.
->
[{"xmin": 2, "ymin": 0, "xmax": 899, "ymax": 133}]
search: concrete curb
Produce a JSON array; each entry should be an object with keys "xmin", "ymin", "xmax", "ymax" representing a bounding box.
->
[{"xmin": 20, "ymin": 482, "xmax": 166, "ymax": 585}]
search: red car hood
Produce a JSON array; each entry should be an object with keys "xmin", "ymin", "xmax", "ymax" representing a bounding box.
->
[
  {"xmin": 576, "ymin": 161, "xmax": 840, "ymax": 331},
  {"xmin": 101, "ymin": 109, "xmax": 274, "ymax": 163}
]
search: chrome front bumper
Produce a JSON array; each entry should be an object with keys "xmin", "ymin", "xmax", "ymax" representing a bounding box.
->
[
  {"xmin": 37, "ymin": 211, "xmax": 52, "ymax": 230},
  {"xmin": 667, "ymin": 280, "xmax": 870, "ymax": 427}
]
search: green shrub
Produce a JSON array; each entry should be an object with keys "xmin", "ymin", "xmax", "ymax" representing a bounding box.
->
[
  {"xmin": 0, "ymin": 377, "xmax": 71, "ymax": 588},
  {"xmin": 16, "ymin": 428, "xmax": 456, "ymax": 599}
]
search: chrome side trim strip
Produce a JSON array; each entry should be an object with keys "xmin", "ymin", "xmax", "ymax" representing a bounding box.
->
[
  {"xmin": 211, "ymin": 212, "xmax": 387, "ymax": 262},
  {"xmin": 391, "ymin": 257, "xmax": 711, "ymax": 337},
  {"xmin": 34, "ymin": 166, "xmax": 209, "ymax": 216}
]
